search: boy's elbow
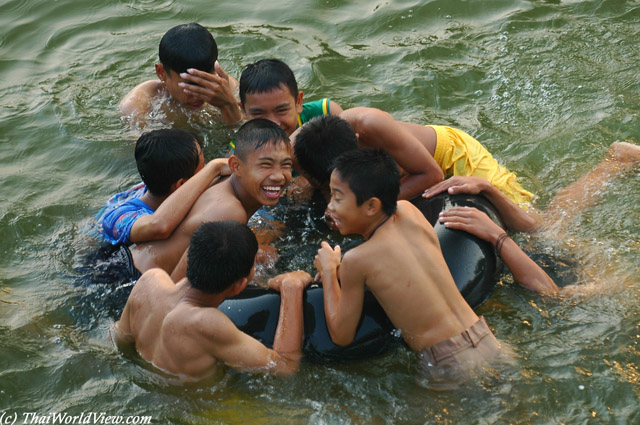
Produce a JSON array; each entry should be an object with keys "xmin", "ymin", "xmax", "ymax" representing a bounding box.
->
[
  {"xmin": 144, "ymin": 218, "xmax": 173, "ymax": 241},
  {"xmin": 327, "ymin": 323, "xmax": 354, "ymax": 347}
]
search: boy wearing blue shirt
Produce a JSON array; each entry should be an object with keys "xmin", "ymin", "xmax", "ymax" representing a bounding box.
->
[{"xmin": 97, "ymin": 129, "xmax": 228, "ymax": 245}]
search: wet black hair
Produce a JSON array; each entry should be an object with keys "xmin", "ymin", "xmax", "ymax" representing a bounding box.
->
[
  {"xmin": 331, "ymin": 148, "xmax": 399, "ymax": 216},
  {"xmin": 234, "ymin": 118, "xmax": 290, "ymax": 161},
  {"xmin": 239, "ymin": 59, "xmax": 298, "ymax": 106},
  {"xmin": 134, "ymin": 128, "xmax": 201, "ymax": 197},
  {"xmin": 159, "ymin": 23, "xmax": 218, "ymax": 75},
  {"xmin": 186, "ymin": 221, "xmax": 258, "ymax": 293},
  {"xmin": 294, "ymin": 115, "xmax": 359, "ymax": 187}
]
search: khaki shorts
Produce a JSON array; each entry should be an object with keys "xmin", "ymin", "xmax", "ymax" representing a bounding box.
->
[
  {"xmin": 417, "ymin": 317, "xmax": 501, "ymax": 390},
  {"xmin": 431, "ymin": 125, "xmax": 535, "ymax": 208}
]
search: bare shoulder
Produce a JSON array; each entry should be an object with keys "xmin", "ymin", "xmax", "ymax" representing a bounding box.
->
[
  {"xmin": 130, "ymin": 268, "xmax": 174, "ymax": 298},
  {"xmin": 190, "ymin": 181, "xmax": 248, "ymax": 223},
  {"xmin": 119, "ymin": 80, "xmax": 162, "ymax": 115},
  {"xmin": 341, "ymin": 241, "xmax": 376, "ymax": 272},
  {"xmin": 177, "ymin": 301, "xmax": 239, "ymax": 343}
]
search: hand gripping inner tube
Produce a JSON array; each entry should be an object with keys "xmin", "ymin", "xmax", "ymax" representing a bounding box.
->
[{"xmin": 219, "ymin": 193, "xmax": 504, "ymax": 362}]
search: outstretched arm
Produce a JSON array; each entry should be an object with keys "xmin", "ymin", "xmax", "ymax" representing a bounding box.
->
[
  {"xmin": 314, "ymin": 242, "xmax": 365, "ymax": 346},
  {"xmin": 128, "ymin": 158, "xmax": 230, "ymax": 243},
  {"xmin": 439, "ymin": 206, "xmax": 558, "ymax": 294},
  {"xmin": 178, "ymin": 61, "xmax": 243, "ymax": 125},
  {"xmin": 424, "ymin": 176, "xmax": 541, "ymax": 232},
  {"xmin": 341, "ymin": 107, "xmax": 444, "ymax": 199}
]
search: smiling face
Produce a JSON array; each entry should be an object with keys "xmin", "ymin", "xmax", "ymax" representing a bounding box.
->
[
  {"xmin": 241, "ymin": 84, "xmax": 303, "ymax": 137},
  {"xmin": 156, "ymin": 64, "xmax": 205, "ymax": 110},
  {"xmin": 233, "ymin": 141, "xmax": 293, "ymax": 208},
  {"xmin": 326, "ymin": 170, "xmax": 368, "ymax": 236}
]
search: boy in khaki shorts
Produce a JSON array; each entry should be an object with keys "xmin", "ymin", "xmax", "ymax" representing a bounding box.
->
[{"xmin": 314, "ymin": 148, "xmax": 557, "ymax": 388}]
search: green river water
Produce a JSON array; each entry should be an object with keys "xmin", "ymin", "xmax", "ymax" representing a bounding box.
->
[{"xmin": 1, "ymin": 0, "xmax": 639, "ymax": 423}]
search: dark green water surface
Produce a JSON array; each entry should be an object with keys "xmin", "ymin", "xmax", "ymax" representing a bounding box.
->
[{"xmin": 1, "ymin": 0, "xmax": 639, "ymax": 423}]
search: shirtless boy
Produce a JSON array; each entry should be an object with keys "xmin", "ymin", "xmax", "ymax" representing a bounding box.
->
[
  {"xmin": 314, "ymin": 149, "xmax": 557, "ymax": 388},
  {"xmin": 96, "ymin": 128, "xmax": 229, "ymax": 246},
  {"xmin": 114, "ymin": 220, "xmax": 312, "ymax": 381},
  {"xmin": 128, "ymin": 118, "xmax": 293, "ymax": 280},
  {"xmin": 120, "ymin": 23, "xmax": 242, "ymax": 127},
  {"xmin": 293, "ymin": 111, "xmax": 534, "ymax": 213}
]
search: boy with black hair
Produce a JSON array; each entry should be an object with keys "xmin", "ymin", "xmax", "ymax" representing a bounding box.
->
[
  {"xmin": 237, "ymin": 58, "xmax": 343, "ymax": 139},
  {"xmin": 293, "ymin": 111, "xmax": 534, "ymax": 220},
  {"xmin": 314, "ymin": 148, "xmax": 557, "ymax": 389},
  {"xmin": 114, "ymin": 220, "xmax": 312, "ymax": 381},
  {"xmin": 120, "ymin": 22, "xmax": 242, "ymax": 127},
  {"xmin": 97, "ymin": 128, "xmax": 229, "ymax": 246},
  {"xmin": 129, "ymin": 118, "xmax": 293, "ymax": 280}
]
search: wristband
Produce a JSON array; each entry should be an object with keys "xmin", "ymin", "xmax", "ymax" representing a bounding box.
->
[{"xmin": 494, "ymin": 232, "xmax": 509, "ymax": 257}]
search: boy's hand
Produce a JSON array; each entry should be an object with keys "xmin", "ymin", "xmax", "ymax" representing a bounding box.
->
[
  {"xmin": 314, "ymin": 241, "xmax": 341, "ymax": 276},
  {"xmin": 438, "ymin": 206, "xmax": 504, "ymax": 243},
  {"xmin": 423, "ymin": 176, "xmax": 491, "ymax": 198},
  {"xmin": 208, "ymin": 157, "xmax": 231, "ymax": 177},
  {"xmin": 179, "ymin": 62, "xmax": 236, "ymax": 107},
  {"xmin": 268, "ymin": 271, "xmax": 312, "ymax": 292}
]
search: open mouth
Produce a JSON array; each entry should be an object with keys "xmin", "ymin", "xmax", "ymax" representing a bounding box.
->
[
  {"xmin": 262, "ymin": 185, "xmax": 283, "ymax": 200},
  {"xmin": 324, "ymin": 212, "xmax": 340, "ymax": 231}
]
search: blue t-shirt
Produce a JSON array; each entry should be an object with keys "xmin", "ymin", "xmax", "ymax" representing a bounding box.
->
[{"xmin": 95, "ymin": 182, "xmax": 154, "ymax": 246}]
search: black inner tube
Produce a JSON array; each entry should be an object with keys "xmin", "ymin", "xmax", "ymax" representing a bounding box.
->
[{"xmin": 221, "ymin": 193, "xmax": 504, "ymax": 362}]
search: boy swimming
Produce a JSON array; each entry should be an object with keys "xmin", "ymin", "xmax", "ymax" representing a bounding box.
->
[
  {"xmin": 293, "ymin": 111, "xmax": 534, "ymax": 212},
  {"xmin": 114, "ymin": 220, "xmax": 312, "ymax": 381},
  {"xmin": 314, "ymin": 149, "xmax": 557, "ymax": 388},
  {"xmin": 120, "ymin": 23, "xmax": 242, "ymax": 128}
]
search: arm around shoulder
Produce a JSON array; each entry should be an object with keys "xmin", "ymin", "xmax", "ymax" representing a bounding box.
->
[{"xmin": 128, "ymin": 159, "xmax": 230, "ymax": 243}]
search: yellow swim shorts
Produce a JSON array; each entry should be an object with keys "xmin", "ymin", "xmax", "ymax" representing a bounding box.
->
[{"xmin": 430, "ymin": 125, "xmax": 534, "ymax": 207}]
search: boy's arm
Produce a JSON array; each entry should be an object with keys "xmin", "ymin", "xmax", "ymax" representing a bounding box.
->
[
  {"xmin": 113, "ymin": 300, "xmax": 134, "ymax": 347},
  {"xmin": 178, "ymin": 62, "xmax": 242, "ymax": 125},
  {"xmin": 314, "ymin": 242, "xmax": 365, "ymax": 346},
  {"xmin": 128, "ymin": 158, "xmax": 230, "ymax": 243},
  {"xmin": 439, "ymin": 206, "xmax": 558, "ymax": 294},
  {"xmin": 119, "ymin": 80, "xmax": 156, "ymax": 127},
  {"xmin": 424, "ymin": 176, "xmax": 541, "ymax": 232},
  {"xmin": 341, "ymin": 107, "xmax": 443, "ymax": 199},
  {"xmin": 328, "ymin": 100, "xmax": 344, "ymax": 116},
  {"xmin": 207, "ymin": 271, "xmax": 311, "ymax": 375}
]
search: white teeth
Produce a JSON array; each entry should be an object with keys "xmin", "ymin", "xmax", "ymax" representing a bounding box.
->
[{"xmin": 263, "ymin": 186, "xmax": 281, "ymax": 191}]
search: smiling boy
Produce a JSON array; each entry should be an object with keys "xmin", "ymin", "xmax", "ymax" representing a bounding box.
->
[
  {"xmin": 237, "ymin": 58, "xmax": 343, "ymax": 138},
  {"xmin": 120, "ymin": 23, "xmax": 242, "ymax": 128},
  {"xmin": 128, "ymin": 118, "xmax": 293, "ymax": 280}
]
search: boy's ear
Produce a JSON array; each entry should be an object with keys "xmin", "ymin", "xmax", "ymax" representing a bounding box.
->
[
  {"xmin": 155, "ymin": 63, "xmax": 167, "ymax": 82},
  {"xmin": 238, "ymin": 101, "xmax": 246, "ymax": 118},
  {"xmin": 295, "ymin": 91, "xmax": 304, "ymax": 114},
  {"xmin": 365, "ymin": 197, "xmax": 383, "ymax": 216},
  {"xmin": 169, "ymin": 177, "xmax": 188, "ymax": 194},
  {"xmin": 228, "ymin": 155, "xmax": 242, "ymax": 175},
  {"xmin": 230, "ymin": 277, "xmax": 249, "ymax": 296}
]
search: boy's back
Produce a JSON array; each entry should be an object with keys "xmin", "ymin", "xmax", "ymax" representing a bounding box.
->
[
  {"xmin": 344, "ymin": 200, "xmax": 478, "ymax": 351},
  {"xmin": 117, "ymin": 268, "xmax": 228, "ymax": 378}
]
